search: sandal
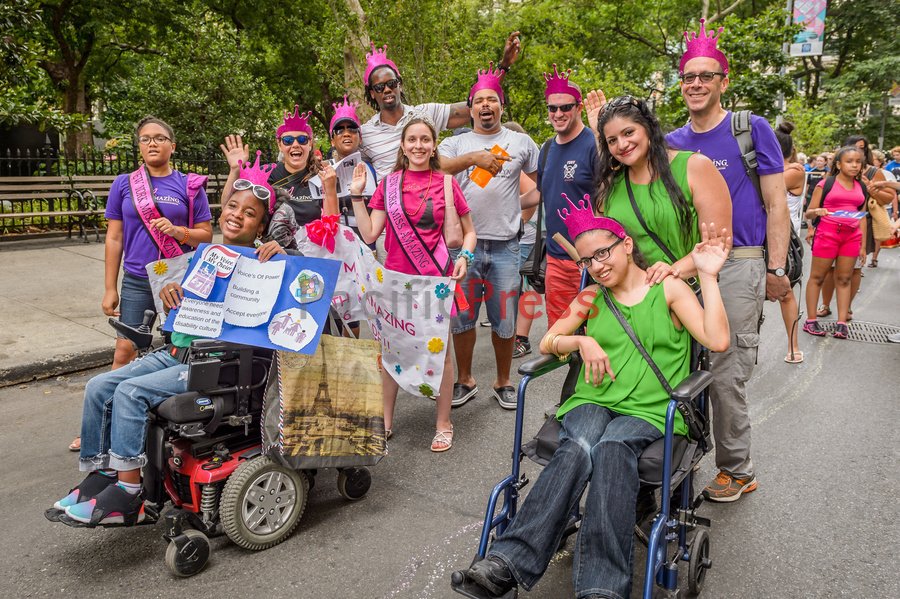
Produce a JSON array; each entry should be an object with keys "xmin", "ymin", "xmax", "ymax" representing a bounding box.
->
[
  {"xmin": 784, "ymin": 351, "xmax": 804, "ymax": 364},
  {"xmin": 385, "ymin": 429, "xmax": 393, "ymax": 440},
  {"xmin": 68, "ymin": 436, "xmax": 81, "ymax": 452},
  {"xmin": 869, "ymin": 259, "xmax": 878, "ymax": 268},
  {"xmin": 816, "ymin": 305, "xmax": 832, "ymax": 318},
  {"xmin": 431, "ymin": 427, "xmax": 454, "ymax": 453}
]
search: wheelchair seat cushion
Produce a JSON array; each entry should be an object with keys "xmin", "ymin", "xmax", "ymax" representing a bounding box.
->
[{"xmin": 637, "ymin": 436, "xmax": 698, "ymax": 487}]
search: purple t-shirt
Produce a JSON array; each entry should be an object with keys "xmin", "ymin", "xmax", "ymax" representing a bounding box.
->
[
  {"xmin": 105, "ymin": 170, "xmax": 212, "ymax": 277},
  {"xmin": 666, "ymin": 112, "xmax": 783, "ymax": 247}
]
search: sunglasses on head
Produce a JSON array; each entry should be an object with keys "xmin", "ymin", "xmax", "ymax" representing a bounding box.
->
[
  {"xmin": 332, "ymin": 124, "xmax": 360, "ymax": 136},
  {"xmin": 371, "ymin": 78, "xmax": 400, "ymax": 93},
  {"xmin": 233, "ymin": 178, "xmax": 272, "ymax": 202},
  {"xmin": 279, "ymin": 134, "xmax": 310, "ymax": 146},
  {"xmin": 679, "ymin": 71, "xmax": 724, "ymax": 85},
  {"xmin": 547, "ymin": 103, "xmax": 577, "ymax": 113}
]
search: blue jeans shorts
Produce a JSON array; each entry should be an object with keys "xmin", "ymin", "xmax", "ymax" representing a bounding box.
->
[
  {"xmin": 119, "ymin": 272, "xmax": 156, "ymax": 332},
  {"xmin": 451, "ymin": 238, "xmax": 521, "ymax": 339},
  {"xmin": 518, "ymin": 242, "xmax": 534, "ymax": 292}
]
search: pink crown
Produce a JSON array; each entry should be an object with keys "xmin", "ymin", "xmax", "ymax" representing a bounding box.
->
[
  {"xmin": 543, "ymin": 64, "xmax": 582, "ymax": 102},
  {"xmin": 276, "ymin": 105, "xmax": 313, "ymax": 139},
  {"xmin": 468, "ymin": 62, "xmax": 506, "ymax": 104},
  {"xmin": 558, "ymin": 194, "xmax": 626, "ymax": 241},
  {"xmin": 238, "ymin": 151, "xmax": 277, "ymax": 214},
  {"xmin": 363, "ymin": 43, "xmax": 401, "ymax": 86},
  {"xmin": 679, "ymin": 18, "xmax": 729, "ymax": 75},
  {"xmin": 329, "ymin": 96, "xmax": 361, "ymax": 133}
]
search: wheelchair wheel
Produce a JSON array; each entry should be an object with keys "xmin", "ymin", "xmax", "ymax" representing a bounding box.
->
[
  {"xmin": 337, "ymin": 467, "xmax": 371, "ymax": 501},
  {"xmin": 687, "ymin": 528, "xmax": 711, "ymax": 595},
  {"xmin": 220, "ymin": 456, "xmax": 309, "ymax": 551},
  {"xmin": 165, "ymin": 529, "xmax": 210, "ymax": 577}
]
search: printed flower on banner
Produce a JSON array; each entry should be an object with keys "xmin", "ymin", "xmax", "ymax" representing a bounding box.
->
[
  {"xmin": 343, "ymin": 229, "xmax": 355, "ymax": 242},
  {"xmin": 394, "ymin": 364, "xmax": 402, "ymax": 375},
  {"xmin": 152, "ymin": 261, "xmax": 168, "ymax": 275},
  {"xmin": 427, "ymin": 337, "xmax": 444, "ymax": 353},
  {"xmin": 361, "ymin": 285, "xmax": 366, "ymax": 293},
  {"xmin": 376, "ymin": 268, "xmax": 384, "ymax": 283},
  {"xmin": 366, "ymin": 273, "xmax": 371, "ymax": 282},
  {"xmin": 404, "ymin": 282, "xmax": 413, "ymax": 290},
  {"xmin": 375, "ymin": 319, "xmax": 383, "ymax": 331},
  {"xmin": 435, "ymin": 314, "xmax": 444, "ymax": 324},
  {"xmin": 434, "ymin": 283, "xmax": 451, "ymax": 299},
  {"xmin": 418, "ymin": 383, "xmax": 435, "ymax": 398},
  {"xmin": 426, "ymin": 369, "xmax": 434, "ymax": 376}
]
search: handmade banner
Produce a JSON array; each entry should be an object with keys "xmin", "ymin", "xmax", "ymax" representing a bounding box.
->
[
  {"xmin": 146, "ymin": 252, "xmax": 194, "ymax": 315},
  {"xmin": 295, "ymin": 224, "xmax": 455, "ymax": 398},
  {"xmin": 162, "ymin": 243, "xmax": 340, "ymax": 354}
]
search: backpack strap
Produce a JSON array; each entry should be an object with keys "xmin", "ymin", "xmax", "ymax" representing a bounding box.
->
[
  {"xmin": 730, "ymin": 110, "xmax": 763, "ymax": 205},
  {"xmin": 185, "ymin": 173, "xmax": 208, "ymax": 229}
]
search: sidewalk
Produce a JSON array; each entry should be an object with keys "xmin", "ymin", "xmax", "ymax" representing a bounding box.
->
[{"xmin": 0, "ymin": 238, "xmax": 114, "ymax": 386}]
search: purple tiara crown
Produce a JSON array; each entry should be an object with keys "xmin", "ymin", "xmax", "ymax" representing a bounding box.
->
[
  {"xmin": 238, "ymin": 151, "xmax": 276, "ymax": 214},
  {"xmin": 558, "ymin": 193, "xmax": 626, "ymax": 241},
  {"xmin": 276, "ymin": 105, "xmax": 313, "ymax": 139},
  {"xmin": 329, "ymin": 96, "xmax": 361, "ymax": 133},
  {"xmin": 679, "ymin": 18, "xmax": 729, "ymax": 75},
  {"xmin": 468, "ymin": 61, "xmax": 505, "ymax": 104},
  {"xmin": 364, "ymin": 42, "xmax": 401, "ymax": 85},
  {"xmin": 543, "ymin": 64, "xmax": 582, "ymax": 102}
]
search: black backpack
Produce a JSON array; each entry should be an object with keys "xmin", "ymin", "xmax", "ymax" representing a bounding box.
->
[{"xmin": 731, "ymin": 110, "xmax": 804, "ymax": 288}]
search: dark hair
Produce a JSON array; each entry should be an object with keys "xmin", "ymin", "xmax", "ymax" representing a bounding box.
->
[
  {"xmin": 828, "ymin": 146, "xmax": 864, "ymax": 179},
  {"xmin": 573, "ymin": 226, "xmax": 650, "ymax": 270},
  {"xmin": 278, "ymin": 130, "xmax": 322, "ymax": 183},
  {"xmin": 364, "ymin": 66, "xmax": 409, "ymax": 111},
  {"xmin": 392, "ymin": 117, "xmax": 442, "ymax": 172},
  {"xmin": 226, "ymin": 188, "xmax": 273, "ymax": 232},
  {"xmin": 594, "ymin": 97, "xmax": 692, "ymax": 240},
  {"xmin": 774, "ymin": 121, "xmax": 796, "ymax": 161},
  {"xmin": 135, "ymin": 116, "xmax": 175, "ymax": 143},
  {"xmin": 843, "ymin": 135, "xmax": 872, "ymax": 166}
]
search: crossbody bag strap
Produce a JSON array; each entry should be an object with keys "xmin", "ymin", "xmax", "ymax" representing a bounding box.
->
[{"xmin": 624, "ymin": 172, "xmax": 679, "ymax": 264}]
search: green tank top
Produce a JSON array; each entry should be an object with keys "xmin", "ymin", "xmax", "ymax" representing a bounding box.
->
[
  {"xmin": 557, "ymin": 283, "xmax": 690, "ymax": 435},
  {"xmin": 602, "ymin": 151, "xmax": 698, "ymax": 267}
]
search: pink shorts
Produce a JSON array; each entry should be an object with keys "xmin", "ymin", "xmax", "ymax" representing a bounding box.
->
[{"xmin": 812, "ymin": 219, "xmax": 862, "ymax": 260}]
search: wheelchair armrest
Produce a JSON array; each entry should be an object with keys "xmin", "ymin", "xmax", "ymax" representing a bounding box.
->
[
  {"xmin": 518, "ymin": 353, "xmax": 574, "ymax": 377},
  {"xmin": 670, "ymin": 370, "xmax": 714, "ymax": 403}
]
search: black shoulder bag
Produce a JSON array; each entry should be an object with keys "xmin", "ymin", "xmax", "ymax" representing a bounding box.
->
[{"xmin": 520, "ymin": 138, "xmax": 553, "ymax": 294}]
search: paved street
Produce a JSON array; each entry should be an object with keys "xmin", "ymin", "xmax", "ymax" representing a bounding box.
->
[{"xmin": 1, "ymin": 248, "xmax": 898, "ymax": 599}]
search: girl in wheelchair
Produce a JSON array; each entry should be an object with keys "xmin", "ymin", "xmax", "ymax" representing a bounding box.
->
[
  {"xmin": 50, "ymin": 154, "xmax": 287, "ymax": 527},
  {"xmin": 459, "ymin": 203, "xmax": 731, "ymax": 599}
]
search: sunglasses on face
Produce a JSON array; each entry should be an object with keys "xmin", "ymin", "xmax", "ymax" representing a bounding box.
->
[
  {"xmin": 679, "ymin": 71, "xmax": 724, "ymax": 85},
  {"xmin": 575, "ymin": 238, "xmax": 624, "ymax": 270},
  {"xmin": 547, "ymin": 103, "xmax": 577, "ymax": 113},
  {"xmin": 279, "ymin": 134, "xmax": 310, "ymax": 146},
  {"xmin": 371, "ymin": 79, "xmax": 400, "ymax": 93},
  {"xmin": 233, "ymin": 178, "xmax": 272, "ymax": 202},
  {"xmin": 332, "ymin": 125, "xmax": 360, "ymax": 136}
]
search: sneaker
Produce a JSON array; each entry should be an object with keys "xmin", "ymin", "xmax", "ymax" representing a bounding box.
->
[
  {"xmin": 451, "ymin": 383, "xmax": 478, "ymax": 407},
  {"xmin": 492, "ymin": 386, "xmax": 517, "ymax": 410},
  {"xmin": 479, "ymin": 319, "xmax": 491, "ymax": 328},
  {"xmin": 64, "ymin": 483, "xmax": 146, "ymax": 526},
  {"xmin": 703, "ymin": 471, "xmax": 757, "ymax": 503},
  {"xmin": 467, "ymin": 556, "xmax": 516, "ymax": 596},
  {"xmin": 53, "ymin": 471, "xmax": 117, "ymax": 511},
  {"xmin": 832, "ymin": 322, "xmax": 849, "ymax": 339},
  {"xmin": 512, "ymin": 337, "xmax": 532, "ymax": 359},
  {"xmin": 802, "ymin": 319, "xmax": 826, "ymax": 337}
]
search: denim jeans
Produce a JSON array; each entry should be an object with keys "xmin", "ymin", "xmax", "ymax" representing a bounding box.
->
[
  {"xmin": 451, "ymin": 238, "xmax": 521, "ymax": 338},
  {"xmin": 79, "ymin": 350, "xmax": 188, "ymax": 472},
  {"xmin": 489, "ymin": 403, "xmax": 661, "ymax": 599},
  {"xmin": 119, "ymin": 272, "xmax": 156, "ymax": 329}
]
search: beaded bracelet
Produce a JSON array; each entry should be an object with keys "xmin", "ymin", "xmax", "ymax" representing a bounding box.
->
[
  {"xmin": 179, "ymin": 227, "xmax": 190, "ymax": 245},
  {"xmin": 459, "ymin": 248, "xmax": 475, "ymax": 266}
]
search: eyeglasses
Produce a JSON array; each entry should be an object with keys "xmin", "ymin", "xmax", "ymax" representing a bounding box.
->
[
  {"xmin": 138, "ymin": 135, "xmax": 171, "ymax": 145},
  {"xmin": 332, "ymin": 125, "xmax": 359, "ymax": 136},
  {"xmin": 279, "ymin": 134, "xmax": 310, "ymax": 146},
  {"xmin": 233, "ymin": 178, "xmax": 272, "ymax": 202},
  {"xmin": 547, "ymin": 103, "xmax": 577, "ymax": 113},
  {"xmin": 371, "ymin": 78, "xmax": 400, "ymax": 93},
  {"xmin": 679, "ymin": 71, "xmax": 724, "ymax": 85},
  {"xmin": 575, "ymin": 238, "xmax": 624, "ymax": 270}
]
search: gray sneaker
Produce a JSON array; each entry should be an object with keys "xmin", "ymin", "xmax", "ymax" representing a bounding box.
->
[{"xmin": 512, "ymin": 338, "xmax": 532, "ymax": 358}]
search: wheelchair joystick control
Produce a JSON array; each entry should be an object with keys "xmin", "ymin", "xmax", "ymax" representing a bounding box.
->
[{"xmin": 137, "ymin": 309, "xmax": 155, "ymax": 334}]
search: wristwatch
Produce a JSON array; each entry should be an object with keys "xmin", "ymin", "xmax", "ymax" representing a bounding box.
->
[{"xmin": 767, "ymin": 266, "xmax": 786, "ymax": 277}]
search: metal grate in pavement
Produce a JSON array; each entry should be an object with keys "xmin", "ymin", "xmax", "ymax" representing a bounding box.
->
[{"xmin": 817, "ymin": 320, "xmax": 900, "ymax": 345}]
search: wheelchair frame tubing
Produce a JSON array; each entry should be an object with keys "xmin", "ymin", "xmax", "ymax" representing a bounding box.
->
[{"xmin": 643, "ymin": 399, "xmax": 680, "ymax": 598}]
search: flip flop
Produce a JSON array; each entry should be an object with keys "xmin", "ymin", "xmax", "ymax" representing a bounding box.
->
[
  {"xmin": 784, "ymin": 351, "xmax": 804, "ymax": 364},
  {"xmin": 68, "ymin": 437, "xmax": 81, "ymax": 452},
  {"xmin": 431, "ymin": 427, "xmax": 454, "ymax": 452}
]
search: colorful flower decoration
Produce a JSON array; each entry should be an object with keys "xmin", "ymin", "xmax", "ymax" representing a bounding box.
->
[
  {"xmin": 418, "ymin": 383, "xmax": 435, "ymax": 398},
  {"xmin": 435, "ymin": 314, "xmax": 444, "ymax": 324},
  {"xmin": 427, "ymin": 337, "xmax": 445, "ymax": 353},
  {"xmin": 343, "ymin": 229, "xmax": 355, "ymax": 242},
  {"xmin": 375, "ymin": 319, "xmax": 383, "ymax": 330},
  {"xmin": 434, "ymin": 283, "xmax": 451, "ymax": 299},
  {"xmin": 376, "ymin": 268, "xmax": 384, "ymax": 283},
  {"xmin": 426, "ymin": 369, "xmax": 434, "ymax": 376},
  {"xmin": 394, "ymin": 364, "xmax": 402, "ymax": 374},
  {"xmin": 404, "ymin": 282, "xmax": 413, "ymax": 290},
  {"xmin": 361, "ymin": 285, "xmax": 366, "ymax": 293},
  {"xmin": 152, "ymin": 261, "xmax": 168, "ymax": 275}
]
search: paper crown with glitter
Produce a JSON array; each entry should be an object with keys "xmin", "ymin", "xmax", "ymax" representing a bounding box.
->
[
  {"xmin": 364, "ymin": 43, "xmax": 401, "ymax": 86},
  {"xmin": 543, "ymin": 64, "xmax": 582, "ymax": 103},
  {"xmin": 237, "ymin": 151, "xmax": 276, "ymax": 214},
  {"xmin": 329, "ymin": 96, "xmax": 361, "ymax": 134},
  {"xmin": 468, "ymin": 62, "xmax": 506, "ymax": 105},
  {"xmin": 679, "ymin": 18, "xmax": 729, "ymax": 75},
  {"xmin": 559, "ymin": 194, "xmax": 626, "ymax": 241},
  {"xmin": 276, "ymin": 105, "xmax": 313, "ymax": 139}
]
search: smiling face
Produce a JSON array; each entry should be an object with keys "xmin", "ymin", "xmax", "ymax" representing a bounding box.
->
[
  {"xmin": 219, "ymin": 189, "xmax": 267, "ymax": 246},
  {"xmin": 547, "ymin": 92, "xmax": 582, "ymax": 135},
  {"xmin": 369, "ymin": 67, "xmax": 401, "ymax": 111},
  {"xmin": 471, "ymin": 89, "xmax": 503, "ymax": 134},
  {"xmin": 401, "ymin": 122, "xmax": 436, "ymax": 171},
  {"xmin": 137, "ymin": 122, "xmax": 175, "ymax": 168},
  {"xmin": 278, "ymin": 130, "xmax": 312, "ymax": 173},
  {"xmin": 330, "ymin": 120, "xmax": 360, "ymax": 158},
  {"xmin": 680, "ymin": 57, "xmax": 728, "ymax": 117},
  {"xmin": 574, "ymin": 229, "xmax": 632, "ymax": 288},
  {"xmin": 602, "ymin": 115, "xmax": 650, "ymax": 168}
]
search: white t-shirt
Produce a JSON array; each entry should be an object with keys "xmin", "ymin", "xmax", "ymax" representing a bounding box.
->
[
  {"xmin": 359, "ymin": 103, "xmax": 451, "ymax": 179},
  {"xmin": 439, "ymin": 128, "xmax": 539, "ymax": 240}
]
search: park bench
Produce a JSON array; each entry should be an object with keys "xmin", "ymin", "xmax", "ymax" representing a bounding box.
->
[{"xmin": 0, "ymin": 176, "xmax": 102, "ymax": 241}]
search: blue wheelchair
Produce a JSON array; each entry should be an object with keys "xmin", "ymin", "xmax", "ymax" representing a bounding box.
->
[{"xmin": 451, "ymin": 281, "xmax": 715, "ymax": 598}]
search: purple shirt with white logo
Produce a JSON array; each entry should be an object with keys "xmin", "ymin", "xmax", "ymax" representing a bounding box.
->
[
  {"xmin": 106, "ymin": 170, "xmax": 212, "ymax": 277},
  {"xmin": 666, "ymin": 112, "xmax": 783, "ymax": 247}
]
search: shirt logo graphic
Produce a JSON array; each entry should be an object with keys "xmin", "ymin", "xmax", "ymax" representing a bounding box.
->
[{"xmin": 563, "ymin": 160, "xmax": 578, "ymax": 181}]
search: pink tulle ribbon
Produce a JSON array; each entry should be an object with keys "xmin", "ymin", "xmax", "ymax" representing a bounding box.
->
[{"xmin": 305, "ymin": 214, "xmax": 340, "ymax": 253}]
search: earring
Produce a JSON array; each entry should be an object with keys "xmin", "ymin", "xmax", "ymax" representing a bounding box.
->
[{"xmin": 610, "ymin": 158, "xmax": 622, "ymax": 172}]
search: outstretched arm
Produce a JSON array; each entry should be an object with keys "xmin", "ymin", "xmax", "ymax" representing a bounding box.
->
[{"xmin": 446, "ymin": 31, "xmax": 521, "ymax": 129}]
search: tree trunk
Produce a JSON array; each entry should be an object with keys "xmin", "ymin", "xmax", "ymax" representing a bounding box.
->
[
  {"xmin": 341, "ymin": 0, "xmax": 371, "ymax": 119},
  {"xmin": 62, "ymin": 70, "xmax": 92, "ymax": 158}
]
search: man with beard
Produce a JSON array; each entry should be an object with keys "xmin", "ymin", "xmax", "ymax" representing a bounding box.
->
[
  {"xmin": 360, "ymin": 33, "xmax": 521, "ymax": 179},
  {"xmin": 438, "ymin": 64, "xmax": 539, "ymax": 410}
]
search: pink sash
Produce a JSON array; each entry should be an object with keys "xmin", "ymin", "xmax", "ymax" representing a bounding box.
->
[
  {"xmin": 384, "ymin": 171, "xmax": 451, "ymax": 276},
  {"xmin": 128, "ymin": 167, "xmax": 207, "ymax": 259}
]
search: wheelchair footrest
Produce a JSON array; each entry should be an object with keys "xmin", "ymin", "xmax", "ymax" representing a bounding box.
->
[
  {"xmin": 56, "ymin": 510, "xmax": 159, "ymax": 529},
  {"xmin": 450, "ymin": 570, "xmax": 518, "ymax": 599}
]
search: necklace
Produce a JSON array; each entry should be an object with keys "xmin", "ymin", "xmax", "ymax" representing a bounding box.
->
[{"xmin": 404, "ymin": 169, "xmax": 433, "ymax": 217}]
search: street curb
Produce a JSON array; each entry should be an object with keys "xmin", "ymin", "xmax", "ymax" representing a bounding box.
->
[{"xmin": 0, "ymin": 347, "xmax": 113, "ymax": 388}]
